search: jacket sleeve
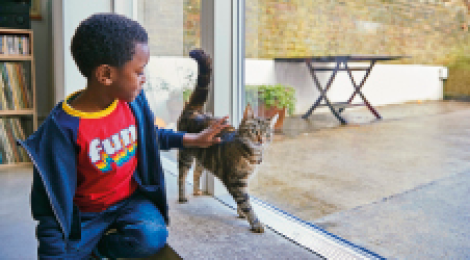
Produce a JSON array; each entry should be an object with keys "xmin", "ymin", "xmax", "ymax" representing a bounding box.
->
[
  {"xmin": 155, "ymin": 127, "xmax": 185, "ymax": 151},
  {"xmin": 36, "ymin": 216, "xmax": 68, "ymax": 259}
]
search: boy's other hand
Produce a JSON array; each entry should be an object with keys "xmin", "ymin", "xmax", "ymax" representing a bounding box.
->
[{"xmin": 182, "ymin": 116, "xmax": 230, "ymax": 148}]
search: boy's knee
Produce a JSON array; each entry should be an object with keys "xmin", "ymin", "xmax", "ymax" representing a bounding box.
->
[{"xmin": 132, "ymin": 222, "xmax": 168, "ymax": 257}]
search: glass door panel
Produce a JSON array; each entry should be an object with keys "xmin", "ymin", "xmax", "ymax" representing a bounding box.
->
[
  {"xmin": 136, "ymin": 0, "xmax": 200, "ymax": 161},
  {"xmin": 244, "ymin": 0, "xmax": 467, "ymax": 258}
]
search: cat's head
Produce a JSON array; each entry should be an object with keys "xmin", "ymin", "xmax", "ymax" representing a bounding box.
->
[{"xmin": 239, "ymin": 104, "xmax": 279, "ymax": 145}]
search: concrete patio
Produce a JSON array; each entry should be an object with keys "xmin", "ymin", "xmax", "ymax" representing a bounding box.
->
[{"xmin": 249, "ymin": 100, "xmax": 470, "ymax": 259}]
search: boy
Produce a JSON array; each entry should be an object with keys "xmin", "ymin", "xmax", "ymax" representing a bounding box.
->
[{"xmin": 18, "ymin": 13, "xmax": 228, "ymax": 259}]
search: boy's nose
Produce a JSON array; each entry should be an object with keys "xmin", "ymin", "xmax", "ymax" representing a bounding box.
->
[{"xmin": 141, "ymin": 75, "xmax": 147, "ymax": 84}]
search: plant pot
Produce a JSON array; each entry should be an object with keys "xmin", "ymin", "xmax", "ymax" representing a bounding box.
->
[{"xmin": 256, "ymin": 102, "xmax": 286, "ymax": 131}]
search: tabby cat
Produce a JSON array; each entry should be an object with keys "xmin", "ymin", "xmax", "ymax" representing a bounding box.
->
[{"xmin": 177, "ymin": 49, "xmax": 278, "ymax": 233}]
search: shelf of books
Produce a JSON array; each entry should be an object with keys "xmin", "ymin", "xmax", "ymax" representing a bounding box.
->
[{"xmin": 0, "ymin": 28, "xmax": 36, "ymax": 169}]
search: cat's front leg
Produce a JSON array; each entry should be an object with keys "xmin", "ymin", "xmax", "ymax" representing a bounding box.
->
[
  {"xmin": 178, "ymin": 151, "xmax": 194, "ymax": 203},
  {"xmin": 228, "ymin": 181, "xmax": 264, "ymax": 233},
  {"xmin": 193, "ymin": 161, "xmax": 204, "ymax": 196},
  {"xmin": 237, "ymin": 207, "xmax": 246, "ymax": 219}
]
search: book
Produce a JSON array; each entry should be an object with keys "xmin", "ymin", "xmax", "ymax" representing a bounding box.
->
[
  {"xmin": 21, "ymin": 62, "xmax": 32, "ymax": 106},
  {"xmin": 0, "ymin": 69, "xmax": 9, "ymax": 110},
  {"xmin": 8, "ymin": 63, "xmax": 24, "ymax": 108},
  {"xmin": 8, "ymin": 118, "xmax": 27, "ymax": 162},
  {"xmin": 16, "ymin": 63, "xmax": 31, "ymax": 108},
  {"xmin": 0, "ymin": 138, "xmax": 6, "ymax": 164},
  {"xmin": 0, "ymin": 77, "xmax": 5, "ymax": 110},
  {"xmin": 0, "ymin": 121, "xmax": 7, "ymax": 164},
  {"xmin": 1, "ymin": 64, "xmax": 14, "ymax": 110},
  {"xmin": 12, "ymin": 118, "xmax": 28, "ymax": 162},
  {"xmin": 4, "ymin": 119, "xmax": 20, "ymax": 162},
  {"xmin": 18, "ymin": 37, "xmax": 23, "ymax": 55},
  {"xmin": 24, "ymin": 36, "xmax": 29, "ymax": 54},
  {"xmin": 0, "ymin": 118, "xmax": 13, "ymax": 163},
  {"xmin": 7, "ymin": 36, "xmax": 14, "ymax": 55},
  {"xmin": 13, "ymin": 36, "xmax": 18, "ymax": 55},
  {"xmin": 4, "ymin": 63, "xmax": 20, "ymax": 109}
]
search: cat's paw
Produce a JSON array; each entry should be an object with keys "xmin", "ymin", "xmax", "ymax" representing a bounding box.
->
[
  {"xmin": 193, "ymin": 190, "xmax": 203, "ymax": 196},
  {"xmin": 250, "ymin": 223, "xmax": 265, "ymax": 233},
  {"xmin": 237, "ymin": 207, "xmax": 246, "ymax": 218},
  {"xmin": 178, "ymin": 198, "xmax": 188, "ymax": 203}
]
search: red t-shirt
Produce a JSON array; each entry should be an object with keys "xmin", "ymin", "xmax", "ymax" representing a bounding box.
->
[{"xmin": 59, "ymin": 92, "xmax": 138, "ymax": 212}]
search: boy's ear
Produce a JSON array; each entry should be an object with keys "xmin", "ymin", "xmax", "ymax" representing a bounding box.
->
[{"xmin": 94, "ymin": 64, "xmax": 115, "ymax": 86}]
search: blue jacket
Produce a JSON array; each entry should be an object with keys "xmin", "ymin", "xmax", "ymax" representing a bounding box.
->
[{"xmin": 17, "ymin": 91, "xmax": 185, "ymax": 242}]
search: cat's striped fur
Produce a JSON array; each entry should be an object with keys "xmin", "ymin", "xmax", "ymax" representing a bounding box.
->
[{"xmin": 177, "ymin": 49, "xmax": 278, "ymax": 233}]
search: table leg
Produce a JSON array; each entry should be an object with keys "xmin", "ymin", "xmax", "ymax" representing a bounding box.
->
[
  {"xmin": 342, "ymin": 61, "xmax": 382, "ymax": 120},
  {"xmin": 302, "ymin": 60, "xmax": 347, "ymax": 124}
]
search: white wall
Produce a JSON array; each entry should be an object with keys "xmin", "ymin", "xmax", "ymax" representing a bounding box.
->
[
  {"xmin": 52, "ymin": 0, "xmax": 113, "ymax": 103},
  {"xmin": 113, "ymin": 0, "xmax": 134, "ymax": 17},
  {"xmin": 247, "ymin": 59, "xmax": 445, "ymax": 114},
  {"xmin": 139, "ymin": 57, "xmax": 444, "ymax": 116},
  {"xmin": 31, "ymin": 0, "xmax": 53, "ymax": 121}
]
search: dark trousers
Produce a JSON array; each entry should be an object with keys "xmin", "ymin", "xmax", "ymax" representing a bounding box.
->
[{"xmin": 39, "ymin": 190, "xmax": 168, "ymax": 259}]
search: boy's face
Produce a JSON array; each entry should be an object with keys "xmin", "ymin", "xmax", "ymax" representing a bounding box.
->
[{"xmin": 112, "ymin": 42, "xmax": 150, "ymax": 102}]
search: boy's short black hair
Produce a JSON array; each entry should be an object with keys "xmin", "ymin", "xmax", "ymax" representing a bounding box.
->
[{"xmin": 71, "ymin": 13, "xmax": 148, "ymax": 78}]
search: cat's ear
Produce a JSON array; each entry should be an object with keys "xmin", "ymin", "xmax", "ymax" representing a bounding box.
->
[
  {"xmin": 269, "ymin": 113, "xmax": 279, "ymax": 129},
  {"xmin": 242, "ymin": 104, "xmax": 254, "ymax": 120}
]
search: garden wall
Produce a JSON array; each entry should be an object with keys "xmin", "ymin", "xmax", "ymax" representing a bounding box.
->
[{"xmin": 144, "ymin": 57, "xmax": 444, "ymax": 117}]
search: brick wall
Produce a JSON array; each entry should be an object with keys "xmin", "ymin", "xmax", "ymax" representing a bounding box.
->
[
  {"xmin": 183, "ymin": 0, "xmax": 201, "ymax": 54},
  {"xmin": 178, "ymin": 0, "xmax": 468, "ymax": 65},
  {"xmin": 138, "ymin": 0, "xmax": 185, "ymax": 56},
  {"xmin": 138, "ymin": 0, "xmax": 470, "ymax": 96},
  {"xmin": 246, "ymin": 0, "xmax": 468, "ymax": 65},
  {"xmin": 138, "ymin": 0, "xmax": 201, "ymax": 56}
]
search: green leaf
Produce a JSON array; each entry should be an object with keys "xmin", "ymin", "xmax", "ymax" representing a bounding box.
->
[{"xmin": 245, "ymin": 84, "xmax": 296, "ymax": 115}]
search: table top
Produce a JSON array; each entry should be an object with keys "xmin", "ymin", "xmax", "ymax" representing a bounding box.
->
[{"xmin": 275, "ymin": 55, "xmax": 410, "ymax": 63}]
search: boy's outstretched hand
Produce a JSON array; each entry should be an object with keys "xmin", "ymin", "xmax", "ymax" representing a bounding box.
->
[{"xmin": 182, "ymin": 116, "xmax": 230, "ymax": 148}]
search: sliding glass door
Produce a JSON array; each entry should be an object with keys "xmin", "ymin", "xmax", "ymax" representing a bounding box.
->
[{"xmin": 134, "ymin": 0, "xmax": 201, "ymax": 161}]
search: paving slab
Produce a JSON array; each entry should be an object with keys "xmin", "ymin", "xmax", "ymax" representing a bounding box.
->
[
  {"xmin": 315, "ymin": 171, "xmax": 470, "ymax": 259},
  {"xmin": 248, "ymin": 101, "xmax": 470, "ymax": 258}
]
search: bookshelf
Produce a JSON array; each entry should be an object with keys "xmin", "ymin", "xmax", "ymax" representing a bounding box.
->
[{"xmin": 0, "ymin": 28, "xmax": 36, "ymax": 170}]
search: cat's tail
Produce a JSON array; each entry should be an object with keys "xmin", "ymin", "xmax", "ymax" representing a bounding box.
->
[{"xmin": 184, "ymin": 49, "xmax": 212, "ymax": 111}]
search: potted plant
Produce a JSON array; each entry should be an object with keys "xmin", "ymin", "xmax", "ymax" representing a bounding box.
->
[{"xmin": 245, "ymin": 84, "xmax": 296, "ymax": 130}]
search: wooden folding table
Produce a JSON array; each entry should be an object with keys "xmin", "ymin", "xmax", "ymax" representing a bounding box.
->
[{"xmin": 275, "ymin": 55, "xmax": 406, "ymax": 124}]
